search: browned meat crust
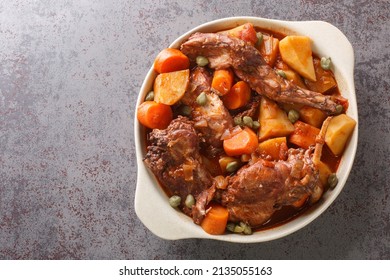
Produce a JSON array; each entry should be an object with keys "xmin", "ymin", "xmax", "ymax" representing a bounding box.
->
[
  {"xmin": 144, "ymin": 116, "xmax": 213, "ymax": 213},
  {"xmin": 192, "ymin": 147, "xmax": 318, "ymax": 227},
  {"xmin": 222, "ymin": 148, "xmax": 317, "ymax": 227},
  {"xmin": 181, "ymin": 32, "xmax": 341, "ymax": 114},
  {"xmin": 181, "ymin": 67, "xmax": 233, "ymax": 155}
]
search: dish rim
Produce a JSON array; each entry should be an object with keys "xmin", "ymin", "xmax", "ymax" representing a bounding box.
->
[{"xmin": 134, "ymin": 16, "xmax": 358, "ymax": 243}]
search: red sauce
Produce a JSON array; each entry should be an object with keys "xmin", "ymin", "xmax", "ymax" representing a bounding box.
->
[
  {"xmin": 256, "ymin": 205, "xmax": 310, "ymax": 231},
  {"xmin": 321, "ymin": 144, "xmax": 341, "ymax": 172}
]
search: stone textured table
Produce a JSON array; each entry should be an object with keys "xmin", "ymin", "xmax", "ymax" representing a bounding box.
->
[{"xmin": 1, "ymin": 0, "xmax": 389, "ymax": 259}]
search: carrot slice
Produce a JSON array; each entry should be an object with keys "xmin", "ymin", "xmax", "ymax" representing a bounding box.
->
[
  {"xmin": 211, "ymin": 69, "xmax": 234, "ymax": 95},
  {"xmin": 289, "ymin": 121, "xmax": 320, "ymax": 149},
  {"xmin": 258, "ymin": 34, "xmax": 280, "ymax": 67},
  {"xmin": 222, "ymin": 81, "xmax": 251, "ymax": 110},
  {"xmin": 223, "ymin": 127, "xmax": 259, "ymax": 156},
  {"xmin": 200, "ymin": 202, "xmax": 229, "ymax": 235},
  {"xmin": 137, "ymin": 101, "xmax": 173, "ymax": 129},
  {"xmin": 153, "ymin": 48, "xmax": 190, "ymax": 74}
]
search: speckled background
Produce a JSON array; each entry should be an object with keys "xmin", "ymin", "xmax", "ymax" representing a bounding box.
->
[{"xmin": 0, "ymin": 0, "xmax": 389, "ymax": 259}]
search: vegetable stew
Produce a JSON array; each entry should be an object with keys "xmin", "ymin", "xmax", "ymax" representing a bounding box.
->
[{"xmin": 138, "ymin": 22, "xmax": 356, "ymax": 235}]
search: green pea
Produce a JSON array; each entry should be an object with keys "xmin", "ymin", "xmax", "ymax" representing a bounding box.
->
[
  {"xmin": 196, "ymin": 56, "xmax": 209, "ymax": 67},
  {"xmin": 233, "ymin": 225, "xmax": 245, "ymax": 233},
  {"xmin": 335, "ymin": 104, "xmax": 344, "ymax": 115},
  {"xmin": 196, "ymin": 92, "xmax": 208, "ymax": 106},
  {"xmin": 243, "ymin": 226, "xmax": 252, "ymax": 235},
  {"xmin": 180, "ymin": 105, "xmax": 192, "ymax": 116},
  {"xmin": 320, "ymin": 57, "xmax": 332, "ymax": 70},
  {"xmin": 240, "ymin": 221, "xmax": 252, "ymax": 235},
  {"xmin": 185, "ymin": 194, "xmax": 195, "ymax": 208},
  {"xmin": 252, "ymin": 121, "xmax": 260, "ymax": 130},
  {"xmin": 328, "ymin": 173, "xmax": 338, "ymax": 189},
  {"xmin": 243, "ymin": 116, "xmax": 253, "ymax": 128},
  {"xmin": 277, "ymin": 70, "xmax": 287, "ymax": 79},
  {"xmin": 255, "ymin": 32, "xmax": 263, "ymax": 48},
  {"xmin": 234, "ymin": 116, "xmax": 243, "ymax": 126},
  {"xmin": 226, "ymin": 161, "xmax": 240, "ymax": 173},
  {"xmin": 168, "ymin": 195, "xmax": 181, "ymax": 208},
  {"xmin": 288, "ymin": 109, "xmax": 300, "ymax": 123},
  {"xmin": 226, "ymin": 222, "xmax": 236, "ymax": 232},
  {"xmin": 144, "ymin": 91, "xmax": 154, "ymax": 101}
]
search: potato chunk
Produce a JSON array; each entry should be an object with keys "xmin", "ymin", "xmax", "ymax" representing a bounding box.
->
[
  {"xmin": 325, "ymin": 114, "xmax": 356, "ymax": 155},
  {"xmin": 154, "ymin": 69, "xmax": 190, "ymax": 105},
  {"xmin": 258, "ymin": 97, "xmax": 295, "ymax": 141},
  {"xmin": 279, "ymin": 36, "xmax": 316, "ymax": 82},
  {"xmin": 304, "ymin": 57, "xmax": 337, "ymax": 93},
  {"xmin": 257, "ymin": 137, "xmax": 288, "ymax": 161},
  {"xmin": 283, "ymin": 69, "xmax": 307, "ymax": 89},
  {"xmin": 318, "ymin": 161, "xmax": 332, "ymax": 187},
  {"xmin": 274, "ymin": 59, "xmax": 307, "ymax": 88},
  {"xmin": 299, "ymin": 106, "xmax": 327, "ymax": 128},
  {"xmin": 218, "ymin": 156, "xmax": 239, "ymax": 175},
  {"xmin": 311, "ymin": 161, "xmax": 332, "ymax": 204},
  {"xmin": 219, "ymin": 23, "xmax": 257, "ymax": 45}
]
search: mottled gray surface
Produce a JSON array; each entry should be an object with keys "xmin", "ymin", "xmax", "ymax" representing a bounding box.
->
[{"xmin": 0, "ymin": 0, "xmax": 389, "ymax": 259}]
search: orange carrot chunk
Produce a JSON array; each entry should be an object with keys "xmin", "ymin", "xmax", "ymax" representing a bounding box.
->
[
  {"xmin": 289, "ymin": 121, "xmax": 320, "ymax": 149},
  {"xmin": 222, "ymin": 81, "xmax": 251, "ymax": 110},
  {"xmin": 153, "ymin": 48, "xmax": 190, "ymax": 74},
  {"xmin": 137, "ymin": 101, "xmax": 173, "ymax": 129},
  {"xmin": 200, "ymin": 202, "xmax": 229, "ymax": 235},
  {"xmin": 211, "ymin": 69, "xmax": 234, "ymax": 95},
  {"xmin": 223, "ymin": 127, "xmax": 259, "ymax": 156},
  {"xmin": 258, "ymin": 34, "xmax": 280, "ymax": 67}
]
